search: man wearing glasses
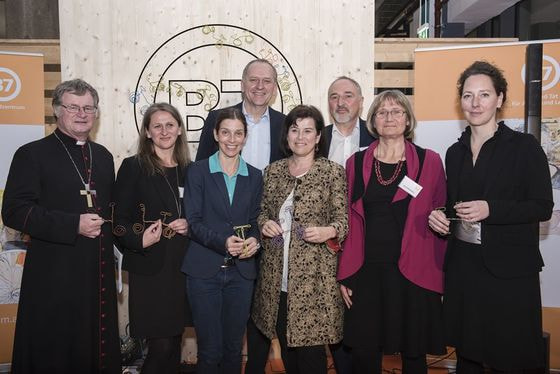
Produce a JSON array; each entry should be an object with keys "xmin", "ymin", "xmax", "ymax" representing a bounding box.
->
[{"xmin": 2, "ymin": 79, "xmax": 121, "ymax": 373}]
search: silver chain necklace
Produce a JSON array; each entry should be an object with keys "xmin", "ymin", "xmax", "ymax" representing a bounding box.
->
[
  {"xmin": 163, "ymin": 166, "xmax": 181, "ymax": 218},
  {"xmin": 54, "ymin": 131, "xmax": 96, "ymax": 208}
]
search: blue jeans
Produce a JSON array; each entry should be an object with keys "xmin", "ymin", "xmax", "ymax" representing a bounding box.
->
[{"xmin": 187, "ymin": 266, "xmax": 254, "ymax": 374}]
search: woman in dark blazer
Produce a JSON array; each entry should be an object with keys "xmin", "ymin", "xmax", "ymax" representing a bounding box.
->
[
  {"xmin": 429, "ymin": 61, "xmax": 553, "ymax": 372},
  {"xmin": 183, "ymin": 107, "xmax": 262, "ymax": 374},
  {"xmin": 114, "ymin": 102, "xmax": 191, "ymax": 373}
]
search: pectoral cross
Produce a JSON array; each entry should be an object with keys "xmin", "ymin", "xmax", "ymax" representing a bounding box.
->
[{"xmin": 80, "ymin": 184, "xmax": 96, "ymax": 208}]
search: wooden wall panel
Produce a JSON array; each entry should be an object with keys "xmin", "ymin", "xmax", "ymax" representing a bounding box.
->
[{"xmin": 58, "ymin": 0, "xmax": 375, "ymax": 165}]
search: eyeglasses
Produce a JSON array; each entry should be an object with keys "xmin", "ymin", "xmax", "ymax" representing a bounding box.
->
[
  {"xmin": 375, "ymin": 109, "xmax": 406, "ymax": 119},
  {"xmin": 60, "ymin": 104, "xmax": 98, "ymax": 114}
]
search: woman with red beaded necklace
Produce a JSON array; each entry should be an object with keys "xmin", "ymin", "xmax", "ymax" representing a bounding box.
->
[{"xmin": 337, "ymin": 90, "xmax": 447, "ymax": 373}]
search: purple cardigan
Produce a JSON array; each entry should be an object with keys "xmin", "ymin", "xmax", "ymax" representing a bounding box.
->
[{"xmin": 337, "ymin": 140, "xmax": 447, "ymax": 293}]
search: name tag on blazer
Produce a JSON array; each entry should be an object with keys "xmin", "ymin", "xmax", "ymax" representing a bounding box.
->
[
  {"xmin": 398, "ymin": 175, "xmax": 423, "ymax": 198},
  {"xmin": 179, "ymin": 187, "xmax": 184, "ymax": 198}
]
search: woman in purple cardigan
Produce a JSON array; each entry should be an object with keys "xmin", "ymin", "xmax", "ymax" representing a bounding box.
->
[{"xmin": 337, "ymin": 90, "xmax": 447, "ymax": 373}]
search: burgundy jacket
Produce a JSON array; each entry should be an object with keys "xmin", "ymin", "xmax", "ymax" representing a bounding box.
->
[{"xmin": 337, "ymin": 140, "xmax": 447, "ymax": 293}]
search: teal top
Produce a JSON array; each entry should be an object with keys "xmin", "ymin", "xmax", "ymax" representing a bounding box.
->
[{"xmin": 209, "ymin": 151, "xmax": 249, "ymax": 204}]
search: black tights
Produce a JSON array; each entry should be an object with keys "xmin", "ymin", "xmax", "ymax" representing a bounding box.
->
[
  {"xmin": 352, "ymin": 347, "xmax": 427, "ymax": 374},
  {"xmin": 141, "ymin": 335, "xmax": 182, "ymax": 374}
]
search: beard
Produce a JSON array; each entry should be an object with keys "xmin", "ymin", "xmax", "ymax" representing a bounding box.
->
[{"xmin": 333, "ymin": 110, "xmax": 354, "ymax": 125}]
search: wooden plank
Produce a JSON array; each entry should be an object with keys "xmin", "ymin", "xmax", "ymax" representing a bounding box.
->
[
  {"xmin": 44, "ymin": 98, "xmax": 54, "ymax": 116},
  {"xmin": 45, "ymin": 71, "xmax": 61, "ymax": 90},
  {"xmin": 374, "ymin": 69, "xmax": 414, "ymax": 88},
  {"xmin": 374, "ymin": 38, "xmax": 518, "ymax": 63},
  {"xmin": 0, "ymin": 39, "xmax": 60, "ymax": 64}
]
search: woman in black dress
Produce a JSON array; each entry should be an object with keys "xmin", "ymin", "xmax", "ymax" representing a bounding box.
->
[
  {"xmin": 338, "ymin": 90, "xmax": 447, "ymax": 374},
  {"xmin": 429, "ymin": 61, "xmax": 553, "ymax": 372},
  {"xmin": 114, "ymin": 102, "xmax": 191, "ymax": 373}
]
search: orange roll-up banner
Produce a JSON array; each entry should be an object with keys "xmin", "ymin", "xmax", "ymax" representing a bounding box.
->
[
  {"xmin": 413, "ymin": 39, "xmax": 560, "ymax": 369},
  {"xmin": 0, "ymin": 51, "xmax": 44, "ymax": 365}
]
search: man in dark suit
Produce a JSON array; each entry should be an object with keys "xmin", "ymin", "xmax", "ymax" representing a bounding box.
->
[
  {"xmin": 324, "ymin": 76, "xmax": 375, "ymax": 168},
  {"xmin": 195, "ymin": 59, "xmax": 286, "ymax": 169},
  {"xmin": 323, "ymin": 77, "xmax": 375, "ymax": 374}
]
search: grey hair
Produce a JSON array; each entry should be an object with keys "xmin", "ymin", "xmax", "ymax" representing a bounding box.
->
[{"xmin": 52, "ymin": 79, "xmax": 99, "ymax": 119}]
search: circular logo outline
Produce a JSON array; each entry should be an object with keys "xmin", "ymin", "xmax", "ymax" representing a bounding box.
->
[
  {"xmin": 133, "ymin": 24, "xmax": 302, "ymax": 133},
  {"xmin": 521, "ymin": 54, "xmax": 560, "ymax": 92},
  {"xmin": 0, "ymin": 67, "xmax": 22, "ymax": 102}
]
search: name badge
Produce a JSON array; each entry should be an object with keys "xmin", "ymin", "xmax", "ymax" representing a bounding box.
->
[
  {"xmin": 398, "ymin": 175, "xmax": 423, "ymax": 197},
  {"xmin": 179, "ymin": 187, "xmax": 184, "ymax": 198}
]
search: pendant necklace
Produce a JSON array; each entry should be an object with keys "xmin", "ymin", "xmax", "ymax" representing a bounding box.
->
[
  {"xmin": 163, "ymin": 166, "xmax": 181, "ymax": 218},
  {"xmin": 54, "ymin": 131, "xmax": 96, "ymax": 208}
]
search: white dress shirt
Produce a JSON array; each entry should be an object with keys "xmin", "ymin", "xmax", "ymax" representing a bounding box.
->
[
  {"xmin": 328, "ymin": 119, "xmax": 361, "ymax": 168},
  {"xmin": 242, "ymin": 102, "xmax": 271, "ymax": 171}
]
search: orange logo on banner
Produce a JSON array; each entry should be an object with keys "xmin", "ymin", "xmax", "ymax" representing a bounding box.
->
[
  {"xmin": 414, "ymin": 41, "xmax": 560, "ymax": 121},
  {"xmin": 0, "ymin": 52, "xmax": 44, "ymax": 125}
]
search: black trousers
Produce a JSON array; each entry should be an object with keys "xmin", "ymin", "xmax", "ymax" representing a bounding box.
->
[
  {"xmin": 244, "ymin": 317, "xmax": 271, "ymax": 374},
  {"xmin": 351, "ymin": 347, "xmax": 427, "ymax": 374},
  {"xmin": 276, "ymin": 292, "xmax": 327, "ymax": 374}
]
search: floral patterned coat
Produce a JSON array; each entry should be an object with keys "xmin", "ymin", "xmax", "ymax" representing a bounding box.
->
[{"xmin": 251, "ymin": 157, "xmax": 348, "ymax": 347}]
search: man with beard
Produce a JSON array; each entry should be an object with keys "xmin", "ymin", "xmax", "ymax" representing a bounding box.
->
[
  {"xmin": 323, "ymin": 76, "xmax": 374, "ymax": 374},
  {"xmin": 324, "ymin": 76, "xmax": 375, "ymax": 168}
]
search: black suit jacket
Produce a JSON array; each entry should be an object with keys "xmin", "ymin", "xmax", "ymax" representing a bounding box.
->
[
  {"xmin": 181, "ymin": 158, "xmax": 263, "ymax": 280},
  {"xmin": 195, "ymin": 102, "xmax": 286, "ymax": 163},
  {"xmin": 114, "ymin": 156, "xmax": 189, "ymax": 275},
  {"xmin": 445, "ymin": 124, "xmax": 553, "ymax": 278},
  {"xmin": 323, "ymin": 118, "xmax": 375, "ymax": 156}
]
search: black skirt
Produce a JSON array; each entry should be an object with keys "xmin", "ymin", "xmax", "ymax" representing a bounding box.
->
[
  {"xmin": 128, "ymin": 235, "xmax": 193, "ymax": 338},
  {"xmin": 443, "ymin": 239, "xmax": 544, "ymax": 370},
  {"xmin": 343, "ymin": 261, "xmax": 446, "ymax": 356}
]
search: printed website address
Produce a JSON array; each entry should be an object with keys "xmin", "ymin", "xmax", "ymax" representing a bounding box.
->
[
  {"xmin": 0, "ymin": 316, "xmax": 16, "ymax": 324},
  {"xmin": 0, "ymin": 104, "xmax": 25, "ymax": 110}
]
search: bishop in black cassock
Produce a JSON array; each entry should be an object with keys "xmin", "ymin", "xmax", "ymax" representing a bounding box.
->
[{"xmin": 1, "ymin": 79, "xmax": 120, "ymax": 373}]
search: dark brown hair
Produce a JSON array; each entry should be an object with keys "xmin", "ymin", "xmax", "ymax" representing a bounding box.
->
[
  {"xmin": 457, "ymin": 60, "xmax": 508, "ymax": 110},
  {"xmin": 280, "ymin": 105, "xmax": 326, "ymax": 158},
  {"xmin": 137, "ymin": 102, "xmax": 190, "ymax": 175}
]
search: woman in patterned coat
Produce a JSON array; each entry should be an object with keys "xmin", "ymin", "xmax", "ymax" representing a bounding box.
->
[{"xmin": 251, "ymin": 105, "xmax": 348, "ymax": 374}]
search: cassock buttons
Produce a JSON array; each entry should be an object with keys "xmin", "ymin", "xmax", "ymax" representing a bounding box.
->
[
  {"xmin": 101, "ymin": 313, "xmax": 106, "ymax": 318},
  {"xmin": 102, "ymin": 287, "xmax": 106, "ymax": 292}
]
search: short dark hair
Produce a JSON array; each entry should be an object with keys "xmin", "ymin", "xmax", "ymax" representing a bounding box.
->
[
  {"xmin": 137, "ymin": 102, "xmax": 190, "ymax": 175},
  {"xmin": 457, "ymin": 61, "xmax": 508, "ymax": 110},
  {"xmin": 52, "ymin": 79, "xmax": 99, "ymax": 119},
  {"xmin": 214, "ymin": 107, "xmax": 248, "ymax": 135},
  {"xmin": 280, "ymin": 105, "xmax": 326, "ymax": 158}
]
